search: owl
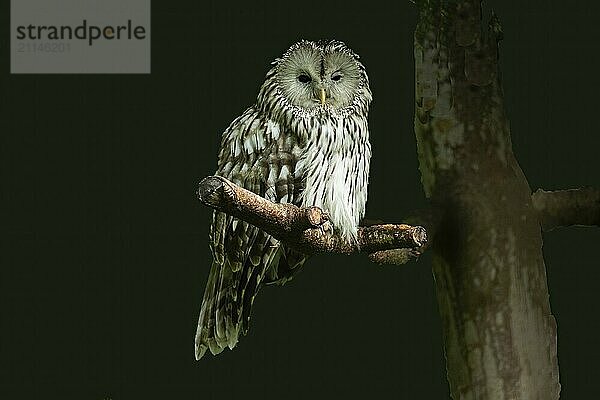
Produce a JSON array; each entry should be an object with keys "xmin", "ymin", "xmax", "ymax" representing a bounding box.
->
[{"xmin": 195, "ymin": 39, "xmax": 372, "ymax": 360}]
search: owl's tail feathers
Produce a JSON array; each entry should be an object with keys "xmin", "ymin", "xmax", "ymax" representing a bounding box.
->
[
  {"xmin": 195, "ymin": 254, "xmax": 269, "ymax": 360},
  {"xmin": 195, "ymin": 260, "xmax": 240, "ymax": 360}
]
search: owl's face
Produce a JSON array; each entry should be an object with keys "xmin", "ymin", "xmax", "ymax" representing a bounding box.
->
[{"xmin": 273, "ymin": 40, "xmax": 367, "ymax": 112}]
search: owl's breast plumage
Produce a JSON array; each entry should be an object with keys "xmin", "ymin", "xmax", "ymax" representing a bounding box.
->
[{"xmin": 292, "ymin": 111, "xmax": 371, "ymax": 243}]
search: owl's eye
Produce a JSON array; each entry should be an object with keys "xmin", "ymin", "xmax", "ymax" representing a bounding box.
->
[
  {"xmin": 331, "ymin": 72, "xmax": 343, "ymax": 82},
  {"xmin": 297, "ymin": 74, "xmax": 312, "ymax": 83}
]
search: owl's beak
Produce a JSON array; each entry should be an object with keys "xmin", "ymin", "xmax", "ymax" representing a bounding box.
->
[{"xmin": 319, "ymin": 88, "xmax": 326, "ymax": 105}]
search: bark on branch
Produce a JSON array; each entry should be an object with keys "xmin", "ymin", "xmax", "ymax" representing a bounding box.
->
[
  {"xmin": 533, "ymin": 188, "xmax": 600, "ymax": 231},
  {"xmin": 197, "ymin": 175, "xmax": 427, "ymax": 255}
]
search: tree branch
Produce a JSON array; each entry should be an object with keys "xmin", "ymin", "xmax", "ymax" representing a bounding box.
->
[
  {"xmin": 367, "ymin": 206, "xmax": 442, "ymax": 265},
  {"xmin": 532, "ymin": 188, "xmax": 600, "ymax": 231},
  {"xmin": 197, "ymin": 175, "xmax": 427, "ymax": 256}
]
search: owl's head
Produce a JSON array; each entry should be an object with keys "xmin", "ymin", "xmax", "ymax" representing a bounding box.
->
[{"xmin": 258, "ymin": 40, "xmax": 371, "ymax": 117}]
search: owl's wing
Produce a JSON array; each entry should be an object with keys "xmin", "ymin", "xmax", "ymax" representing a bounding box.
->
[{"xmin": 195, "ymin": 107, "xmax": 307, "ymax": 359}]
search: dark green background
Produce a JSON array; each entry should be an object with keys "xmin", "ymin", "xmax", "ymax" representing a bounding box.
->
[{"xmin": 1, "ymin": 0, "xmax": 599, "ymax": 398}]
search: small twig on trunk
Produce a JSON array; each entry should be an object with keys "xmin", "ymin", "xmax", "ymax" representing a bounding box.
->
[
  {"xmin": 197, "ymin": 175, "xmax": 427, "ymax": 256},
  {"xmin": 532, "ymin": 188, "xmax": 600, "ymax": 231}
]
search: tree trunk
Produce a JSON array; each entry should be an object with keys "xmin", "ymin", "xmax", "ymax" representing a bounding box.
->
[{"xmin": 413, "ymin": 1, "xmax": 561, "ymax": 398}]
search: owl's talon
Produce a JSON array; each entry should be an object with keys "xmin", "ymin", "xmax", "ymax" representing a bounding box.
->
[{"xmin": 318, "ymin": 220, "xmax": 333, "ymax": 236}]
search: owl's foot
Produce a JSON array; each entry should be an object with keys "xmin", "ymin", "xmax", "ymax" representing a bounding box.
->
[{"xmin": 318, "ymin": 212, "xmax": 334, "ymax": 236}]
